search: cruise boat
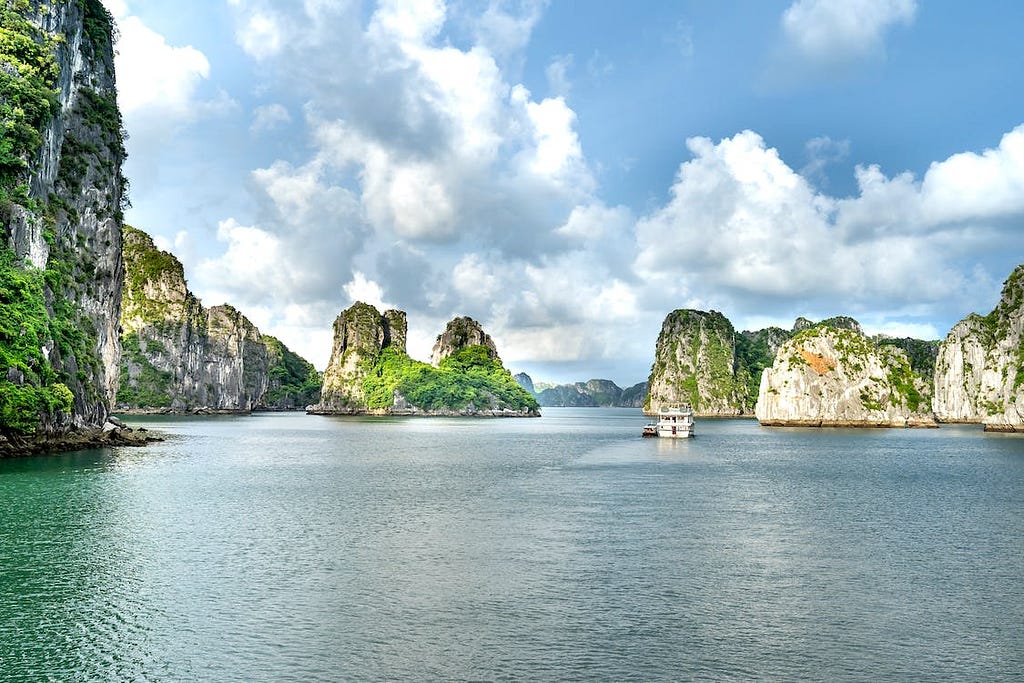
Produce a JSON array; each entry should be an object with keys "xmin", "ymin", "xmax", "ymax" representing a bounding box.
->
[{"xmin": 643, "ymin": 405, "xmax": 695, "ymax": 438}]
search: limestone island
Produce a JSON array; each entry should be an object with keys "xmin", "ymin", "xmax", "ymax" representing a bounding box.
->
[{"xmin": 308, "ymin": 304, "xmax": 539, "ymax": 417}]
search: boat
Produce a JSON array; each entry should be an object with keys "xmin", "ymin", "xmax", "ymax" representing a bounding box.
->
[{"xmin": 641, "ymin": 405, "xmax": 695, "ymax": 438}]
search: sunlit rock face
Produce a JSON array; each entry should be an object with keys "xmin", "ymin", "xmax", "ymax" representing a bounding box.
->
[
  {"xmin": 645, "ymin": 309, "xmax": 748, "ymax": 416},
  {"xmin": 755, "ymin": 326, "xmax": 936, "ymax": 428},
  {"xmin": 933, "ymin": 265, "xmax": 1024, "ymax": 432},
  {"xmin": 118, "ymin": 227, "xmax": 269, "ymax": 411},
  {"xmin": 430, "ymin": 316, "xmax": 497, "ymax": 366},
  {"xmin": 312, "ymin": 302, "xmax": 407, "ymax": 413}
]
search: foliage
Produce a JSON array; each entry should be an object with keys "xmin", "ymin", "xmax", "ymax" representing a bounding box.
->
[
  {"xmin": 735, "ymin": 327, "xmax": 789, "ymax": 407},
  {"xmin": 0, "ymin": 246, "xmax": 74, "ymax": 435},
  {"xmin": 264, "ymin": 335, "xmax": 322, "ymax": 407},
  {"xmin": 0, "ymin": 0, "xmax": 60, "ymax": 190},
  {"xmin": 877, "ymin": 337, "xmax": 939, "ymax": 382},
  {"xmin": 362, "ymin": 345, "xmax": 538, "ymax": 412}
]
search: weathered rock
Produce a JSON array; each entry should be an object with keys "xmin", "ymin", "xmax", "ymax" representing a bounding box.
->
[
  {"xmin": 310, "ymin": 307, "xmax": 538, "ymax": 416},
  {"xmin": 117, "ymin": 227, "xmax": 270, "ymax": 411},
  {"xmin": 646, "ymin": 309, "xmax": 747, "ymax": 416},
  {"xmin": 311, "ymin": 302, "xmax": 407, "ymax": 412},
  {"xmin": 756, "ymin": 326, "xmax": 937, "ymax": 428},
  {"xmin": 1, "ymin": 1, "xmax": 126, "ymax": 438},
  {"xmin": 933, "ymin": 265, "xmax": 1024, "ymax": 431},
  {"xmin": 430, "ymin": 316, "xmax": 498, "ymax": 366}
]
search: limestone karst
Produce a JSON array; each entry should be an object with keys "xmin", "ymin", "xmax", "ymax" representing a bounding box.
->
[{"xmin": 310, "ymin": 304, "xmax": 538, "ymax": 416}]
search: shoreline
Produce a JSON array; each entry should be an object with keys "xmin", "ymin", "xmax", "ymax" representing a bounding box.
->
[{"xmin": 0, "ymin": 424, "xmax": 165, "ymax": 459}]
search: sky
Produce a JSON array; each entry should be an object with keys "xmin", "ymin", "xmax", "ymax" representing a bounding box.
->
[{"xmin": 101, "ymin": 0, "xmax": 1024, "ymax": 386}]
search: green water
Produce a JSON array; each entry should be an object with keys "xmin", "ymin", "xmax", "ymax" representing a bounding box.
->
[{"xmin": 1, "ymin": 410, "xmax": 1022, "ymax": 681}]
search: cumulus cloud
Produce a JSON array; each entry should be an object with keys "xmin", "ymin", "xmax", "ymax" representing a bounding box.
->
[
  {"xmin": 782, "ymin": 0, "xmax": 916, "ymax": 64},
  {"xmin": 635, "ymin": 127, "xmax": 1024, "ymax": 332}
]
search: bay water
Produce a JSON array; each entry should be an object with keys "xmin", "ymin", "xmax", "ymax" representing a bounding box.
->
[{"xmin": 1, "ymin": 409, "xmax": 1022, "ymax": 681}]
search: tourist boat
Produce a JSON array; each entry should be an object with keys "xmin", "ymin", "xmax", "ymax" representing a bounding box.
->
[{"xmin": 642, "ymin": 405, "xmax": 695, "ymax": 438}]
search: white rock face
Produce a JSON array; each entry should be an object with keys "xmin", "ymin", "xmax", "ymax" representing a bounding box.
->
[
  {"xmin": 756, "ymin": 327, "xmax": 936, "ymax": 428},
  {"xmin": 933, "ymin": 266, "xmax": 1024, "ymax": 431},
  {"xmin": 119, "ymin": 228, "xmax": 269, "ymax": 411},
  {"xmin": 430, "ymin": 316, "xmax": 498, "ymax": 366}
]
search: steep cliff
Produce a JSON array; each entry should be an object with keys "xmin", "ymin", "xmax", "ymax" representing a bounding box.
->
[
  {"xmin": 933, "ymin": 265, "xmax": 1024, "ymax": 431},
  {"xmin": 117, "ymin": 226, "xmax": 270, "ymax": 411},
  {"xmin": 312, "ymin": 302, "xmax": 403, "ymax": 412},
  {"xmin": 645, "ymin": 309, "xmax": 748, "ymax": 415},
  {"xmin": 430, "ymin": 316, "xmax": 498, "ymax": 366},
  {"xmin": 756, "ymin": 325, "xmax": 936, "ymax": 427},
  {"xmin": 310, "ymin": 305, "xmax": 538, "ymax": 416},
  {"xmin": 1, "ymin": 0, "xmax": 125, "ymax": 445}
]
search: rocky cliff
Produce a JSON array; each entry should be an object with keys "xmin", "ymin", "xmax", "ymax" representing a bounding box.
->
[
  {"xmin": 431, "ymin": 316, "xmax": 498, "ymax": 366},
  {"xmin": 756, "ymin": 325, "xmax": 936, "ymax": 427},
  {"xmin": 311, "ymin": 304, "xmax": 538, "ymax": 416},
  {"xmin": 1, "ymin": 0, "xmax": 126, "ymax": 445},
  {"xmin": 645, "ymin": 309, "xmax": 749, "ymax": 415},
  {"xmin": 117, "ymin": 226, "xmax": 270, "ymax": 411},
  {"xmin": 933, "ymin": 265, "xmax": 1024, "ymax": 431},
  {"xmin": 312, "ymin": 302, "xmax": 405, "ymax": 412}
]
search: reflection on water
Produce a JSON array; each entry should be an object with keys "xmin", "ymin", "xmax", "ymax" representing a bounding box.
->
[{"xmin": 0, "ymin": 409, "xmax": 1021, "ymax": 682}]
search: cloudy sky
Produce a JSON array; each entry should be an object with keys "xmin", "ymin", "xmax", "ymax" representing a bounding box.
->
[{"xmin": 103, "ymin": 0, "xmax": 1024, "ymax": 385}]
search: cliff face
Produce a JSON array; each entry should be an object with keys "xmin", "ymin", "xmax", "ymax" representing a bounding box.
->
[
  {"xmin": 313, "ymin": 302, "xmax": 405, "ymax": 412},
  {"xmin": 430, "ymin": 316, "xmax": 497, "ymax": 366},
  {"xmin": 756, "ymin": 326, "xmax": 936, "ymax": 427},
  {"xmin": 1, "ymin": 1, "xmax": 125, "ymax": 440},
  {"xmin": 311, "ymin": 305, "xmax": 538, "ymax": 416},
  {"xmin": 933, "ymin": 266, "xmax": 1024, "ymax": 431},
  {"xmin": 117, "ymin": 227, "xmax": 269, "ymax": 411},
  {"xmin": 646, "ymin": 309, "xmax": 748, "ymax": 416}
]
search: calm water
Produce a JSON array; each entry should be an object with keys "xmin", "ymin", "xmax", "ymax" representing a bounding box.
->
[{"xmin": 1, "ymin": 409, "xmax": 1022, "ymax": 681}]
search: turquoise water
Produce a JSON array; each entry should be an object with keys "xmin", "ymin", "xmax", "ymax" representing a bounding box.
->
[{"xmin": 1, "ymin": 409, "xmax": 1022, "ymax": 681}]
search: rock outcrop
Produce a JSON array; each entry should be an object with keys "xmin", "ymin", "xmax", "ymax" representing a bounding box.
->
[
  {"xmin": 117, "ymin": 226, "xmax": 270, "ymax": 411},
  {"xmin": 430, "ymin": 316, "xmax": 498, "ymax": 366},
  {"xmin": 1, "ymin": 1, "xmax": 126, "ymax": 446},
  {"xmin": 313, "ymin": 302, "xmax": 406, "ymax": 412},
  {"xmin": 756, "ymin": 325, "xmax": 936, "ymax": 427},
  {"xmin": 933, "ymin": 266, "xmax": 1024, "ymax": 431},
  {"xmin": 645, "ymin": 309, "xmax": 749, "ymax": 415},
  {"xmin": 310, "ymin": 305, "xmax": 538, "ymax": 416}
]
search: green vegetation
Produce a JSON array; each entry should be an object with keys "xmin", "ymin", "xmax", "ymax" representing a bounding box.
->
[
  {"xmin": 877, "ymin": 337, "xmax": 939, "ymax": 382},
  {"xmin": 264, "ymin": 335, "xmax": 321, "ymax": 408},
  {"xmin": 735, "ymin": 327, "xmax": 789, "ymax": 407},
  {"xmin": 0, "ymin": 0, "xmax": 60, "ymax": 192},
  {"xmin": 0, "ymin": 246, "xmax": 74, "ymax": 435},
  {"xmin": 362, "ymin": 345, "xmax": 538, "ymax": 412}
]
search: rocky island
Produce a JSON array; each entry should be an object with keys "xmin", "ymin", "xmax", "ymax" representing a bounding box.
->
[
  {"xmin": 933, "ymin": 265, "xmax": 1024, "ymax": 432},
  {"xmin": 309, "ymin": 304, "xmax": 539, "ymax": 416},
  {"xmin": 0, "ymin": 0, "xmax": 146, "ymax": 454},
  {"xmin": 117, "ymin": 226, "xmax": 320, "ymax": 413},
  {"xmin": 755, "ymin": 323, "xmax": 937, "ymax": 428}
]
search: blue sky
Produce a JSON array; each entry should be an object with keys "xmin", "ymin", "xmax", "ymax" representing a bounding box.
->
[{"xmin": 103, "ymin": 0, "xmax": 1024, "ymax": 385}]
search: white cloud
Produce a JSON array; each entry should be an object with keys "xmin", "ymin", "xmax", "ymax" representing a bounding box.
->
[
  {"xmin": 235, "ymin": 10, "xmax": 285, "ymax": 60},
  {"xmin": 343, "ymin": 272, "xmax": 392, "ymax": 311},
  {"xmin": 635, "ymin": 127, "xmax": 1024, "ymax": 329},
  {"xmin": 781, "ymin": 0, "xmax": 916, "ymax": 65},
  {"xmin": 545, "ymin": 54, "xmax": 573, "ymax": 97},
  {"xmin": 250, "ymin": 103, "xmax": 291, "ymax": 133}
]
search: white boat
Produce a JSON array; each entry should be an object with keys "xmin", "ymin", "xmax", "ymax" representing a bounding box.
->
[{"xmin": 655, "ymin": 405, "xmax": 695, "ymax": 438}]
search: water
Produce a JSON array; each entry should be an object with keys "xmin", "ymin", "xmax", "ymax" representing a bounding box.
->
[{"xmin": 1, "ymin": 409, "xmax": 1022, "ymax": 681}]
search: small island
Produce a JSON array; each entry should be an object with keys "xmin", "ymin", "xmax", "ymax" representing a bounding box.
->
[{"xmin": 308, "ymin": 304, "xmax": 539, "ymax": 417}]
